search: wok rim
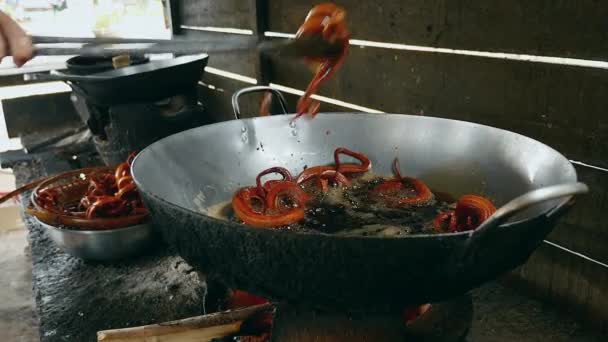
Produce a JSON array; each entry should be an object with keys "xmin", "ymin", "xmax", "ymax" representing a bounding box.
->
[
  {"xmin": 93, "ymin": 53, "xmax": 209, "ymax": 80},
  {"xmin": 131, "ymin": 112, "xmax": 578, "ymax": 240},
  {"xmin": 34, "ymin": 216, "xmax": 152, "ymax": 236}
]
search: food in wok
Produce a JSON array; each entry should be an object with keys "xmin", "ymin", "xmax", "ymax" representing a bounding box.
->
[{"xmin": 219, "ymin": 147, "xmax": 497, "ymax": 237}]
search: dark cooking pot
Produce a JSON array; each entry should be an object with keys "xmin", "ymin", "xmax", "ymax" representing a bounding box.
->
[
  {"xmin": 24, "ymin": 54, "xmax": 208, "ymax": 106},
  {"xmin": 131, "ymin": 86, "xmax": 588, "ymax": 313}
]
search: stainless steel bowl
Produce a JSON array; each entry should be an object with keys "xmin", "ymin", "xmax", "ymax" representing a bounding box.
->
[{"xmin": 36, "ymin": 218, "xmax": 157, "ymax": 261}]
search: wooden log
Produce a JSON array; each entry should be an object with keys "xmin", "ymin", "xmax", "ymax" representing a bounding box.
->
[{"xmin": 97, "ymin": 303, "xmax": 274, "ymax": 342}]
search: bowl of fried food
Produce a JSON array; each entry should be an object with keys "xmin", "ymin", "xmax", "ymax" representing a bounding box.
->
[{"xmin": 26, "ymin": 153, "xmax": 155, "ymax": 261}]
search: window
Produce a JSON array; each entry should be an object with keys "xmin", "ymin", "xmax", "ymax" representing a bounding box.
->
[{"xmin": 1, "ymin": 0, "xmax": 171, "ymax": 39}]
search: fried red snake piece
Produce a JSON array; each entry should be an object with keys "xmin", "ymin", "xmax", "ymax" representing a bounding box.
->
[
  {"xmin": 372, "ymin": 158, "xmax": 434, "ymax": 206},
  {"xmin": 256, "ymin": 167, "xmax": 294, "ymax": 196},
  {"xmin": 232, "ymin": 167, "xmax": 307, "ymax": 228},
  {"xmin": 85, "ymin": 196, "xmax": 131, "ymax": 219},
  {"xmin": 87, "ymin": 173, "xmax": 117, "ymax": 196},
  {"xmin": 232, "ymin": 186, "xmax": 306, "ymax": 228},
  {"xmin": 433, "ymin": 194, "xmax": 496, "ymax": 233},
  {"xmin": 264, "ymin": 180, "xmax": 310, "ymax": 210},
  {"xmin": 86, "ymin": 152, "xmax": 146, "ymax": 218},
  {"xmin": 296, "ymin": 147, "xmax": 371, "ymax": 188},
  {"xmin": 33, "ymin": 152, "xmax": 147, "ymax": 220},
  {"xmin": 316, "ymin": 169, "xmax": 352, "ymax": 192},
  {"xmin": 259, "ymin": 92, "xmax": 273, "ymax": 117},
  {"xmin": 36, "ymin": 187, "xmax": 60, "ymax": 210},
  {"xmin": 114, "ymin": 151, "xmax": 136, "ymax": 180},
  {"xmin": 293, "ymin": 3, "xmax": 350, "ymax": 119}
]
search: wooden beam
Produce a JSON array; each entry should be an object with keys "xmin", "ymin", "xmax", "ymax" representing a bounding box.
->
[
  {"xmin": 165, "ymin": 0, "xmax": 181, "ymax": 36},
  {"xmin": 268, "ymin": 48, "xmax": 608, "ymax": 167},
  {"xmin": 267, "ymin": 0, "xmax": 608, "ymax": 60},
  {"xmin": 249, "ymin": 0, "xmax": 271, "ymax": 85},
  {"xmin": 179, "ymin": 0, "xmax": 253, "ymax": 29},
  {"xmin": 505, "ymin": 243, "xmax": 608, "ymax": 332}
]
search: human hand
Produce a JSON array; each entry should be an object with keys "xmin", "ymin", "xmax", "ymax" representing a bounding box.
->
[{"xmin": 0, "ymin": 10, "xmax": 33, "ymax": 67}]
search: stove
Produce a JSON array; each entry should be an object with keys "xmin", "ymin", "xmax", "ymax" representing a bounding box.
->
[
  {"xmin": 61, "ymin": 54, "xmax": 212, "ymax": 165},
  {"xmin": 218, "ymin": 288, "xmax": 472, "ymax": 342},
  {"xmin": 70, "ymin": 90, "xmax": 210, "ymax": 165},
  {"xmin": 266, "ymin": 296, "xmax": 472, "ymax": 342}
]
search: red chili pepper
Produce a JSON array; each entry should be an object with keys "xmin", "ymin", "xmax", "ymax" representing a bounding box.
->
[
  {"xmin": 373, "ymin": 158, "xmax": 433, "ymax": 206},
  {"xmin": 433, "ymin": 195, "xmax": 496, "ymax": 232}
]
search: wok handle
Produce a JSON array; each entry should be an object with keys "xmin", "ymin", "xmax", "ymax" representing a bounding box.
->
[
  {"xmin": 465, "ymin": 182, "xmax": 589, "ymax": 251},
  {"xmin": 24, "ymin": 70, "xmax": 111, "ymax": 83},
  {"xmin": 232, "ymin": 86, "xmax": 289, "ymax": 120}
]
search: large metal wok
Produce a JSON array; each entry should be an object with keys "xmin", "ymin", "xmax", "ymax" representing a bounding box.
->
[{"xmin": 131, "ymin": 86, "xmax": 588, "ymax": 313}]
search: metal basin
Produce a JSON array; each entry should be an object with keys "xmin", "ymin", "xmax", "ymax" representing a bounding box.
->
[{"xmin": 37, "ymin": 218, "xmax": 156, "ymax": 261}]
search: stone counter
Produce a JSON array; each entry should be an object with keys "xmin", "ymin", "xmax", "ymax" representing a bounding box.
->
[{"xmin": 13, "ymin": 157, "xmax": 212, "ymax": 342}]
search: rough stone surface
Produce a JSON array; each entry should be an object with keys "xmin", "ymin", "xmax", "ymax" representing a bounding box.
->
[
  {"xmin": 13, "ymin": 159, "xmax": 211, "ymax": 342},
  {"xmin": 468, "ymin": 283, "xmax": 605, "ymax": 341},
  {"xmin": 0, "ymin": 228, "xmax": 39, "ymax": 342}
]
